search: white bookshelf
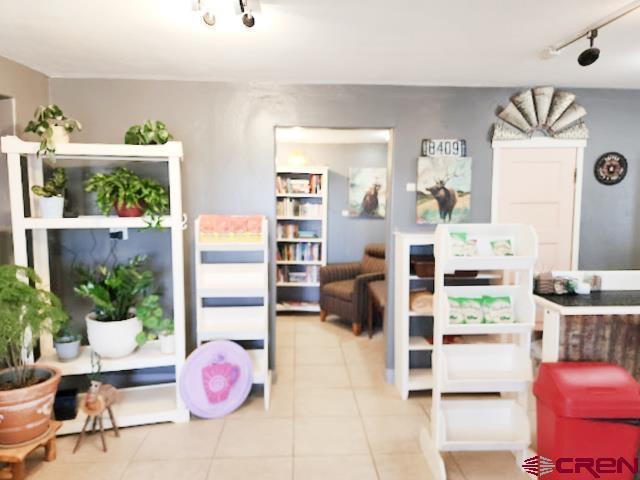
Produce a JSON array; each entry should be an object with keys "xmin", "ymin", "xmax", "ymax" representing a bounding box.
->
[
  {"xmin": 1, "ymin": 135, "xmax": 190, "ymax": 433},
  {"xmin": 420, "ymin": 224, "xmax": 537, "ymax": 480},
  {"xmin": 194, "ymin": 216, "xmax": 271, "ymax": 410},
  {"xmin": 275, "ymin": 166, "xmax": 328, "ymax": 313}
]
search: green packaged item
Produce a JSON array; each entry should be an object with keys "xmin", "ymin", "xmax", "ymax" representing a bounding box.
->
[
  {"xmin": 448, "ymin": 297, "xmax": 465, "ymax": 324},
  {"xmin": 490, "ymin": 239, "xmax": 514, "ymax": 256},
  {"xmin": 461, "ymin": 297, "xmax": 484, "ymax": 324},
  {"xmin": 450, "ymin": 232, "xmax": 467, "ymax": 257},
  {"xmin": 483, "ymin": 296, "xmax": 514, "ymax": 323}
]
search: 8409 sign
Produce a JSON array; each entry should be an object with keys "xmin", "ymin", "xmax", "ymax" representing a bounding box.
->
[{"xmin": 421, "ymin": 139, "xmax": 467, "ymax": 157}]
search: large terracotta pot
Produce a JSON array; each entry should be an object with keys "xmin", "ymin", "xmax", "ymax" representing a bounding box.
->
[
  {"xmin": 114, "ymin": 201, "xmax": 144, "ymax": 217},
  {"xmin": 0, "ymin": 366, "xmax": 61, "ymax": 445}
]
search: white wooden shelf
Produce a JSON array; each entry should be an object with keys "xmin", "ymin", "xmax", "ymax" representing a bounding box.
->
[
  {"xmin": 23, "ymin": 215, "xmax": 173, "ymax": 230},
  {"xmin": 196, "ymin": 242, "xmax": 265, "ymax": 252},
  {"xmin": 276, "ymin": 216, "xmax": 323, "ymax": 221},
  {"xmin": 198, "ymin": 306, "xmax": 267, "ymax": 341},
  {"xmin": 277, "ymin": 237, "xmax": 323, "ymax": 243},
  {"xmin": 37, "ymin": 340, "xmax": 175, "ymax": 376},
  {"xmin": 276, "ymin": 303, "xmax": 320, "ymax": 313},
  {"xmin": 409, "ymin": 337, "xmax": 434, "ymax": 351},
  {"xmin": 409, "ymin": 310, "xmax": 433, "ymax": 317},
  {"xmin": 197, "ymin": 263, "xmax": 268, "ymax": 298},
  {"xmin": 276, "ymin": 193, "xmax": 323, "ymax": 198},
  {"xmin": 409, "ymin": 368, "xmax": 434, "ymax": 391},
  {"xmin": 276, "ymin": 260, "xmax": 322, "ymax": 266}
]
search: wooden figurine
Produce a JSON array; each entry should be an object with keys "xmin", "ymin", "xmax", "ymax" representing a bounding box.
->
[{"xmin": 73, "ymin": 380, "xmax": 120, "ymax": 453}]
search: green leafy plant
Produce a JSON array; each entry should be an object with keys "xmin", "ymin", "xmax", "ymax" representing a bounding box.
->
[
  {"xmin": 54, "ymin": 323, "xmax": 81, "ymax": 343},
  {"xmin": 24, "ymin": 105, "xmax": 82, "ymax": 156},
  {"xmin": 0, "ymin": 265, "xmax": 68, "ymax": 389},
  {"xmin": 135, "ymin": 294, "xmax": 173, "ymax": 346},
  {"xmin": 31, "ymin": 168, "xmax": 67, "ymax": 198},
  {"xmin": 124, "ymin": 120, "xmax": 173, "ymax": 145},
  {"xmin": 74, "ymin": 255, "xmax": 154, "ymax": 323},
  {"xmin": 84, "ymin": 167, "xmax": 169, "ymax": 227}
]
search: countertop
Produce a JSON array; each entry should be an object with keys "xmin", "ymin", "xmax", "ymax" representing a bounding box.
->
[{"xmin": 535, "ymin": 290, "xmax": 640, "ymax": 315}]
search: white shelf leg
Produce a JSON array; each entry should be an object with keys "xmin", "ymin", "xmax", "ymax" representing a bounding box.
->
[
  {"xmin": 420, "ymin": 427, "xmax": 447, "ymax": 480},
  {"xmin": 264, "ymin": 370, "xmax": 272, "ymax": 410},
  {"xmin": 542, "ymin": 308, "xmax": 561, "ymax": 362}
]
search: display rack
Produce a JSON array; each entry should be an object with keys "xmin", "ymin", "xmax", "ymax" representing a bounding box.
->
[
  {"xmin": 275, "ymin": 166, "xmax": 328, "ymax": 313},
  {"xmin": 194, "ymin": 216, "xmax": 271, "ymax": 409},
  {"xmin": 421, "ymin": 224, "xmax": 537, "ymax": 479},
  {"xmin": 1, "ymin": 135, "xmax": 189, "ymax": 435}
]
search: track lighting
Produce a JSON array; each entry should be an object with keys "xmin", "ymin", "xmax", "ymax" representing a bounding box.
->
[
  {"xmin": 192, "ymin": 0, "xmax": 258, "ymax": 28},
  {"xmin": 239, "ymin": 0, "xmax": 255, "ymax": 28},
  {"xmin": 202, "ymin": 11, "xmax": 216, "ymax": 26},
  {"xmin": 577, "ymin": 30, "xmax": 600, "ymax": 66}
]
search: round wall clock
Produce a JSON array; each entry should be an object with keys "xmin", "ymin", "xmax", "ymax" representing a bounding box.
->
[{"xmin": 594, "ymin": 152, "xmax": 627, "ymax": 185}]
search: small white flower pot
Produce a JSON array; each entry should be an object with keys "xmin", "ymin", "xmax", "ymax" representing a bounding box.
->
[
  {"xmin": 39, "ymin": 196, "xmax": 64, "ymax": 218},
  {"xmin": 51, "ymin": 125, "xmax": 70, "ymax": 145},
  {"xmin": 159, "ymin": 333, "xmax": 175, "ymax": 354},
  {"xmin": 54, "ymin": 339, "xmax": 81, "ymax": 361},
  {"xmin": 86, "ymin": 313, "xmax": 142, "ymax": 358}
]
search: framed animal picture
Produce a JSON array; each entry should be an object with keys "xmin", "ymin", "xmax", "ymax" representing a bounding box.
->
[
  {"xmin": 348, "ymin": 167, "xmax": 387, "ymax": 218},
  {"xmin": 417, "ymin": 156, "xmax": 472, "ymax": 224}
]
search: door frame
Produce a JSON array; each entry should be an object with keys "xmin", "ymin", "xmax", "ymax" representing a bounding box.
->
[{"xmin": 491, "ymin": 137, "xmax": 587, "ymax": 270}]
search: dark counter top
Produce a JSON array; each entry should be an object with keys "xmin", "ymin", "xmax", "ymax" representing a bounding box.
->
[{"xmin": 537, "ymin": 290, "xmax": 640, "ymax": 307}]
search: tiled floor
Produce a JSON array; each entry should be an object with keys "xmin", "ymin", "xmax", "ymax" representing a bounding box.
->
[{"xmin": 27, "ymin": 315, "xmax": 530, "ymax": 479}]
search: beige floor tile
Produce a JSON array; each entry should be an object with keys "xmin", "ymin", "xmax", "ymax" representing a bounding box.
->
[
  {"xmin": 55, "ymin": 424, "xmax": 149, "ymax": 463},
  {"xmin": 294, "ymin": 417, "xmax": 369, "ymax": 456},
  {"xmin": 294, "ymin": 388, "xmax": 358, "ymax": 417},
  {"xmin": 122, "ymin": 459, "xmax": 211, "ymax": 480},
  {"xmin": 362, "ymin": 416, "xmax": 427, "ymax": 454},
  {"xmin": 134, "ymin": 419, "xmax": 224, "ymax": 460},
  {"xmin": 341, "ymin": 342, "xmax": 385, "ymax": 366},
  {"xmin": 275, "ymin": 366, "xmax": 295, "ymax": 386},
  {"xmin": 296, "ymin": 331, "xmax": 341, "ymax": 347},
  {"xmin": 29, "ymin": 460, "xmax": 129, "ymax": 480},
  {"xmin": 355, "ymin": 387, "xmax": 426, "ymax": 416},
  {"xmin": 443, "ymin": 453, "xmax": 467, "ymax": 480},
  {"xmin": 294, "ymin": 455, "xmax": 378, "ymax": 480},
  {"xmin": 346, "ymin": 364, "xmax": 389, "ymax": 388},
  {"xmin": 452, "ymin": 451, "xmax": 529, "ymax": 479},
  {"xmin": 374, "ymin": 453, "xmax": 432, "ymax": 480},
  {"xmin": 276, "ymin": 346, "xmax": 295, "ymax": 367},
  {"xmin": 216, "ymin": 418, "xmax": 293, "ymax": 457},
  {"xmin": 295, "ymin": 365, "xmax": 351, "ymax": 389},
  {"xmin": 295, "ymin": 346, "xmax": 345, "ymax": 365},
  {"xmin": 277, "ymin": 331, "xmax": 295, "ymax": 348},
  {"xmin": 411, "ymin": 391, "xmax": 433, "ymax": 417},
  {"xmin": 229, "ymin": 386, "xmax": 293, "ymax": 418},
  {"xmin": 209, "ymin": 457, "xmax": 293, "ymax": 480}
]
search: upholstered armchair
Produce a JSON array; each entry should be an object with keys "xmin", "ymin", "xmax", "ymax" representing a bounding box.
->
[{"xmin": 319, "ymin": 244, "xmax": 385, "ymax": 335}]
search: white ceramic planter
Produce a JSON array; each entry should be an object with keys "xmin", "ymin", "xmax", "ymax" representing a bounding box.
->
[
  {"xmin": 85, "ymin": 313, "xmax": 142, "ymax": 358},
  {"xmin": 50, "ymin": 125, "xmax": 70, "ymax": 145},
  {"xmin": 159, "ymin": 333, "xmax": 175, "ymax": 354},
  {"xmin": 39, "ymin": 196, "xmax": 64, "ymax": 218}
]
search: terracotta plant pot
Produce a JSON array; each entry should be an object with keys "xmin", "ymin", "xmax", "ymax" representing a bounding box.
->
[
  {"xmin": 0, "ymin": 366, "xmax": 61, "ymax": 445},
  {"xmin": 114, "ymin": 201, "xmax": 144, "ymax": 217}
]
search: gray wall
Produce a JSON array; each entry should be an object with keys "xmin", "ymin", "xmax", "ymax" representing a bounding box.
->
[
  {"xmin": 49, "ymin": 79, "xmax": 640, "ymax": 373},
  {"xmin": 277, "ymin": 142, "xmax": 388, "ymax": 264}
]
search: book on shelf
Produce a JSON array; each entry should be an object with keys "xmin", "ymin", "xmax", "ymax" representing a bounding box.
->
[
  {"xmin": 277, "ymin": 243, "xmax": 321, "ymax": 262},
  {"xmin": 277, "ymin": 265, "xmax": 320, "ymax": 283},
  {"xmin": 275, "ymin": 173, "xmax": 323, "ymax": 195},
  {"xmin": 276, "ymin": 198, "xmax": 322, "ymax": 218}
]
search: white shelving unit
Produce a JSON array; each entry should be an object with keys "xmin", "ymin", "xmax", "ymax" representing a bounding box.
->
[
  {"xmin": 420, "ymin": 224, "xmax": 537, "ymax": 479},
  {"xmin": 0, "ymin": 135, "xmax": 189, "ymax": 435},
  {"xmin": 275, "ymin": 166, "xmax": 328, "ymax": 313},
  {"xmin": 194, "ymin": 216, "xmax": 271, "ymax": 409}
]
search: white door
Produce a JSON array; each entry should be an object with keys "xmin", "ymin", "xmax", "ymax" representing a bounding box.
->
[{"xmin": 494, "ymin": 146, "xmax": 579, "ymax": 271}]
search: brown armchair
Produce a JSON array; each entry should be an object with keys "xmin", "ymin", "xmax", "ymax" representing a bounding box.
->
[{"xmin": 320, "ymin": 244, "xmax": 385, "ymax": 335}]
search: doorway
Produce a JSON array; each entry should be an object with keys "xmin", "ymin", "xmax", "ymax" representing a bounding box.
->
[{"xmin": 0, "ymin": 96, "xmax": 16, "ymax": 263}]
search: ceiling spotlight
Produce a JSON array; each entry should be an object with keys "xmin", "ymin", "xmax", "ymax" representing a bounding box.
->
[
  {"xmin": 578, "ymin": 29, "xmax": 600, "ymax": 66},
  {"xmin": 202, "ymin": 11, "xmax": 216, "ymax": 26},
  {"xmin": 239, "ymin": 0, "xmax": 255, "ymax": 28}
]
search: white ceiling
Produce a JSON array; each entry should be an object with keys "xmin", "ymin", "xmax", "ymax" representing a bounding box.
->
[{"xmin": 1, "ymin": 0, "xmax": 639, "ymax": 88}]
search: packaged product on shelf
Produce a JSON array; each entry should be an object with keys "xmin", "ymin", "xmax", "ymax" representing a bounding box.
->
[
  {"xmin": 448, "ymin": 297, "xmax": 465, "ymax": 324},
  {"xmin": 490, "ymin": 238, "xmax": 514, "ymax": 256},
  {"xmin": 464, "ymin": 238, "xmax": 479, "ymax": 256},
  {"xmin": 450, "ymin": 232, "xmax": 467, "ymax": 256},
  {"xmin": 483, "ymin": 296, "xmax": 514, "ymax": 323},
  {"xmin": 461, "ymin": 297, "xmax": 484, "ymax": 324}
]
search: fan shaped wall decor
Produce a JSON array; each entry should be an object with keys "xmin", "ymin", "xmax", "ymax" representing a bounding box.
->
[{"xmin": 492, "ymin": 87, "xmax": 589, "ymax": 141}]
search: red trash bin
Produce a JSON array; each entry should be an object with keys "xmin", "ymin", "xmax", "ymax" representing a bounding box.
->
[{"xmin": 533, "ymin": 362, "xmax": 640, "ymax": 479}]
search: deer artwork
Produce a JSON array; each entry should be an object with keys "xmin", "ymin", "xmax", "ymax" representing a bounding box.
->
[
  {"xmin": 423, "ymin": 164, "xmax": 465, "ymax": 222},
  {"xmin": 360, "ymin": 183, "xmax": 381, "ymax": 217}
]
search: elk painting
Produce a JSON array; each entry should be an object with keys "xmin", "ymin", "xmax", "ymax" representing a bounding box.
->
[
  {"xmin": 417, "ymin": 156, "xmax": 472, "ymax": 224},
  {"xmin": 349, "ymin": 167, "xmax": 387, "ymax": 218}
]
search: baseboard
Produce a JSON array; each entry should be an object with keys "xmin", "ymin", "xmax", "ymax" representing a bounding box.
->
[{"xmin": 385, "ymin": 368, "xmax": 394, "ymax": 384}]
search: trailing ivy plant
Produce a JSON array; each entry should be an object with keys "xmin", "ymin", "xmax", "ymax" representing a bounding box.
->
[
  {"xmin": 0, "ymin": 265, "xmax": 67, "ymax": 389},
  {"xmin": 31, "ymin": 168, "xmax": 67, "ymax": 198},
  {"xmin": 24, "ymin": 105, "xmax": 82, "ymax": 156},
  {"xmin": 124, "ymin": 120, "xmax": 173, "ymax": 145},
  {"xmin": 84, "ymin": 167, "xmax": 169, "ymax": 227},
  {"xmin": 135, "ymin": 294, "xmax": 173, "ymax": 346}
]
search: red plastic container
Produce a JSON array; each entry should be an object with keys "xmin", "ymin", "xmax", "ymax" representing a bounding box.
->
[{"xmin": 533, "ymin": 362, "xmax": 640, "ymax": 479}]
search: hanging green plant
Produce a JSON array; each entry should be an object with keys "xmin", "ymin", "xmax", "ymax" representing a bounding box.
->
[
  {"xmin": 124, "ymin": 120, "xmax": 173, "ymax": 145},
  {"xmin": 24, "ymin": 105, "xmax": 82, "ymax": 156}
]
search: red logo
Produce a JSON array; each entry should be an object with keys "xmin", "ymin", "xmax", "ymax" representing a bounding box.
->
[{"xmin": 522, "ymin": 456, "xmax": 555, "ymax": 477}]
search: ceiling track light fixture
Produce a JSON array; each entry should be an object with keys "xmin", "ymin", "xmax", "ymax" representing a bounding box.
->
[
  {"xmin": 544, "ymin": 2, "xmax": 640, "ymax": 66},
  {"xmin": 192, "ymin": 0, "xmax": 258, "ymax": 28}
]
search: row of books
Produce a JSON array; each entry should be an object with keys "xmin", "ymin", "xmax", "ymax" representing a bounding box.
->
[
  {"xmin": 277, "ymin": 199, "xmax": 323, "ymax": 218},
  {"xmin": 276, "ymin": 174, "xmax": 323, "ymax": 195},
  {"xmin": 277, "ymin": 243, "xmax": 321, "ymax": 262},
  {"xmin": 276, "ymin": 223, "xmax": 318, "ymax": 240},
  {"xmin": 277, "ymin": 266, "xmax": 320, "ymax": 283}
]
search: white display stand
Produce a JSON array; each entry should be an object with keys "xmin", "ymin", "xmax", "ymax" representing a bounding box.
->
[
  {"xmin": 275, "ymin": 166, "xmax": 328, "ymax": 313},
  {"xmin": 421, "ymin": 224, "xmax": 537, "ymax": 479},
  {"xmin": 1, "ymin": 135, "xmax": 189, "ymax": 434},
  {"xmin": 194, "ymin": 216, "xmax": 271, "ymax": 410}
]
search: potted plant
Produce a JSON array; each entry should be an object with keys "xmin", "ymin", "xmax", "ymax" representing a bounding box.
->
[
  {"xmin": 24, "ymin": 105, "xmax": 82, "ymax": 156},
  {"xmin": 84, "ymin": 167, "xmax": 169, "ymax": 226},
  {"xmin": 0, "ymin": 265, "xmax": 67, "ymax": 445},
  {"xmin": 53, "ymin": 324, "xmax": 82, "ymax": 362},
  {"xmin": 135, "ymin": 294, "xmax": 175, "ymax": 354},
  {"xmin": 31, "ymin": 167, "xmax": 67, "ymax": 218},
  {"xmin": 74, "ymin": 255, "xmax": 156, "ymax": 359},
  {"xmin": 124, "ymin": 120, "xmax": 173, "ymax": 145}
]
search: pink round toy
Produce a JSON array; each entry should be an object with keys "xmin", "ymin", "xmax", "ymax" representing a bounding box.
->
[{"xmin": 179, "ymin": 340, "xmax": 253, "ymax": 418}]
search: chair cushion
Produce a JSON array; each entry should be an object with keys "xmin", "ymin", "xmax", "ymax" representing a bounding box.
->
[
  {"xmin": 322, "ymin": 279, "xmax": 355, "ymax": 302},
  {"xmin": 361, "ymin": 255, "xmax": 385, "ymax": 275},
  {"xmin": 368, "ymin": 280, "xmax": 387, "ymax": 308}
]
